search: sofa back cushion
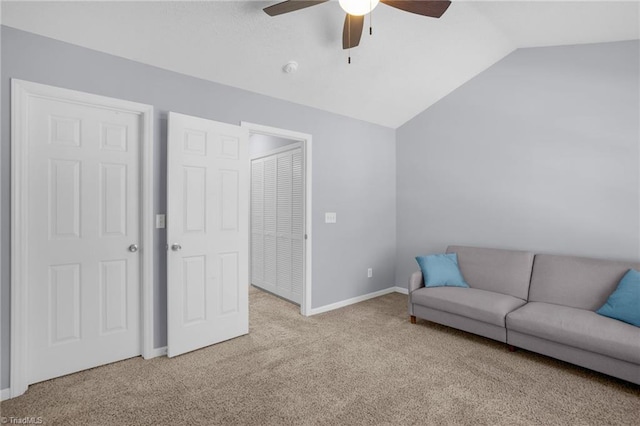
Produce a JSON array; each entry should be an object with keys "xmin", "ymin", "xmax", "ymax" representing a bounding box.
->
[
  {"xmin": 529, "ymin": 254, "xmax": 640, "ymax": 311},
  {"xmin": 446, "ymin": 246, "xmax": 534, "ymax": 300}
]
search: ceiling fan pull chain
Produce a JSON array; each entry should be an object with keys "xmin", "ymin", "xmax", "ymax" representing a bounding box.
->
[
  {"xmin": 348, "ymin": 14, "xmax": 352, "ymax": 64},
  {"xmin": 370, "ymin": 0, "xmax": 373, "ymax": 35}
]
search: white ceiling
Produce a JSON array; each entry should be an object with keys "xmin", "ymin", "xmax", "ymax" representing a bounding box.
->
[{"xmin": 2, "ymin": 1, "xmax": 638, "ymax": 128}]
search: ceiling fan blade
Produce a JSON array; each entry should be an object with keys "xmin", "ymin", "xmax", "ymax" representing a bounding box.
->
[
  {"xmin": 342, "ymin": 14, "xmax": 365, "ymax": 49},
  {"xmin": 380, "ymin": 0, "xmax": 451, "ymax": 18},
  {"xmin": 263, "ymin": 0, "xmax": 329, "ymax": 17}
]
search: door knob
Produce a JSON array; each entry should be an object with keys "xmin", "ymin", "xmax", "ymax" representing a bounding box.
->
[
  {"xmin": 128, "ymin": 244, "xmax": 139, "ymax": 253},
  {"xmin": 171, "ymin": 244, "xmax": 182, "ymax": 251}
]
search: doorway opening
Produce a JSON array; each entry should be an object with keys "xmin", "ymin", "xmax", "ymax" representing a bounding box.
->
[{"xmin": 241, "ymin": 123, "xmax": 312, "ymax": 316}]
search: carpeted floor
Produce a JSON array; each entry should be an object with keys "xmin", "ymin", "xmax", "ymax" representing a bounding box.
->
[{"xmin": 2, "ymin": 286, "xmax": 639, "ymax": 425}]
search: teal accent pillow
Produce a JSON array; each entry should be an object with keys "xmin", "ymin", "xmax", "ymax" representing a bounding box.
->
[
  {"xmin": 415, "ymin": 253, "xmax": 469, "ymax": 288},
  {"xmin": 596, "ymin": 269, "xmax": 640, "ymax": 327}
]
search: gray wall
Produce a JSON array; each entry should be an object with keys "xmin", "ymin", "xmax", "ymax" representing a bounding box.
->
[
  {"xmin": 0, "ymin": 26, "xmax": 397, "ymax": 389},
  {"xmin": 3, "ymin": 26, "xmax": 638, "ymax": 392},
  {"xmin": 249, "ymin": 134, "xmax": 298, "ymax": 158},
  {"xmin": 396, "ymin": 40, "xmax": 640, "ymax": 288}
]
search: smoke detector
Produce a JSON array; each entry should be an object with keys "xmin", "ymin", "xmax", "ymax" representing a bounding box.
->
[{"xmin": 282, "ymin": 61, "xmax": 298, "ymax": 74}]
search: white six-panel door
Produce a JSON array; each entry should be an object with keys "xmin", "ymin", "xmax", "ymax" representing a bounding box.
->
[
  {"xmin": 167, "ymin": 112, "xmax": 249, "ymax": 358},
  {"xmin": 250, "ymin": 146, "xmax": 304, "ymax": 304},
  {"xmin": 25, "ymin": 90, "xmax": 144, "ymax": 384}
]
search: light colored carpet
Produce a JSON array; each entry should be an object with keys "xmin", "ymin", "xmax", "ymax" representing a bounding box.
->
[{"xmin": 2, "ymin": 287, "xmax": 639, "ymax": 425}]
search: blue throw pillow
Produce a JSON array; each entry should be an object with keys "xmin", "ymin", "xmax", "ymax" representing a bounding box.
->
[
  {"xmin": 415, "ymin": 253, "xmax": 469, "ymax": 288},
  {"xmin": 596, "ymin": 269, "xmax": 640, "ymax": 327}
]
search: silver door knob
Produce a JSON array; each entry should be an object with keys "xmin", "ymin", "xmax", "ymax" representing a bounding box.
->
[
  {"xmin": 128, "ymin": 244, "xmax": 139, "ymax": 253},
  {"xmin": 171, "ymin": 244, "xmax": 182, "ymax": 251}
]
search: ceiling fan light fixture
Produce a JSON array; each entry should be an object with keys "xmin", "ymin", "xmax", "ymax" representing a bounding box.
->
[{"xmin": 339, "ymin": 0, "xmax": 379, "ymax": 16}]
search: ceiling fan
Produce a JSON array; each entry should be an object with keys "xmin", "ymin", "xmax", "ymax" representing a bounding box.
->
[{"xmin": 264, "ymin": 0, "xmax": 452, "ymax": 53}]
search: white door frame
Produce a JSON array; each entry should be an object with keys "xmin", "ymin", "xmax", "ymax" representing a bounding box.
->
[
  {"xmin": 242, "ymin": 122, "xmax": 312, "ymax": 316},
  {"xmin": 10, "ymin": 79, "xmax": 155, "ymax": 398}
]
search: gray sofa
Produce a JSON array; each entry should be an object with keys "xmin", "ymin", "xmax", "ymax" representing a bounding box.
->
[{"xmin": 408, "ymin": 245, "xmax": 640, "ymax": 385}]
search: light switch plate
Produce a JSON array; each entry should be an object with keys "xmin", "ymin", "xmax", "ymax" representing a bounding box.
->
[
  {"xmin": 156, "ymin": 214, "xmax": 166, "ymax": 229},
  {"xmin": 325, "ymin": 212, "xmax": 337, "ymax": 224}
]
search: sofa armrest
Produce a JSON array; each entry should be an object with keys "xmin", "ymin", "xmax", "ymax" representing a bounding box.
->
[{"xmin": 409, "ymin": 270, "xmax": 425, "ymax": 294}]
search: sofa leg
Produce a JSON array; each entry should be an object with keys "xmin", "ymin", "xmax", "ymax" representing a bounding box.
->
[
  {"xmin": 508, "ymin": 345, "xmax": 517, "ymax": 352},
  {"xmin": 410, "ymin": 315, "xmax": 416, "ymax": 324}
]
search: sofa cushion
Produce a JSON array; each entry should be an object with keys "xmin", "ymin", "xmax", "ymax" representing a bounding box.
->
[
  {"xmin": 446, "ymin": 246, "xmax": 534, "ymax": 300},
  {"xmin": 528, "ymin": 254, "xmax": 640, "ymax": 311},
  {"xmin": 507, "ymin": 302, "xmax": 640, "ymax": 364},
  {"xmin": 411, "ymin": 287, "xmax": 526, "ymax": 327},
  {"xmin": 415, "ymin": 253, "xmax": 469, "ymax": 288},
  {"xmin": 597, "ymin": 269, "xmax": 640, "ymax": 327}
]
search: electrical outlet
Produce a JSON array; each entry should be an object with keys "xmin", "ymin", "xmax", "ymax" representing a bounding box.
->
[
  {"xmin": 325, "ymin": 212, "xmax": 337, "ymax": 223},
  {"xmin": 367, "ymin": 268, "xmax": 373, "ymax": 278},
  {"xmin": 156, "ymin": 214, "xmax": 166, "ymax": 229}
]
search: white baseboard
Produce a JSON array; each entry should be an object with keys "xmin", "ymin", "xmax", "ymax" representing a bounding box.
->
[
  {"xmin": 145, "ymin": 346, "xmax": 167, "ymax": 358},
  {"xmin": 1, "ymin": 387, "xmax": 11, "ymax": 401},
  {"xmin": 309, "ymin": 287, "xmax": 398, "ymax": 316},
  {"xmin": 393, "ymin": 286, "xmax": 409, "ymax": 295}
]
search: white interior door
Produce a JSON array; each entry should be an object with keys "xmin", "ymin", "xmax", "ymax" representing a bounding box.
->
[
  {"xmin": 251, "ymin": 146, "xmax": 304, "ymax": 304},
  {"xmin": 167, "ymin": 112, "xmax": 249, "ymax": 358},
  {"xmin": 26, "ymin": 90, "xmax": 143, "ymax": 384}
]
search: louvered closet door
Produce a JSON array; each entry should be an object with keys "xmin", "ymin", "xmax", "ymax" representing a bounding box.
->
[{"xmin": 251, "ymin": 146, "xmax": 304, "ymax": 304}]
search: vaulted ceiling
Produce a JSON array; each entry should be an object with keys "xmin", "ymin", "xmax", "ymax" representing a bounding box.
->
[{"xmin": 2, "ymin": 1, "xmax": 638, "ymax": 128}]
